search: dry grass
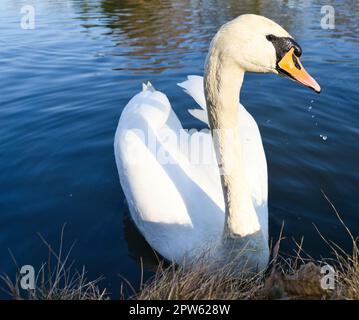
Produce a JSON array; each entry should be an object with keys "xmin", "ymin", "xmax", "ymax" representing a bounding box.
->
[
  {"xmin": 135, "ymin": 238, "xmax": 358, "ymax": 300},
  {"xmin": 137, "ymin": 257, "xmax": 265, "ymax": 300},
  {"xmin": 0, "ymin": 225, "xmax": 108, "ymax": 300},
  {"xmin": 136, "ymin": 193, "xmax": 359, "ymax": 300},
  {"xmin": 2, "ymin": 195, "xmax": 358, "ymax": 300},
  {"xmin": 314, "ymin": 192, "xmax": 359, "ymax": 299}
]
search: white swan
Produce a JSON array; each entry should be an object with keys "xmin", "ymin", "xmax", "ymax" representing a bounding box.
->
[{"xmin": 114, "ymin": 14, "xmax": 320, "ymax": 272}]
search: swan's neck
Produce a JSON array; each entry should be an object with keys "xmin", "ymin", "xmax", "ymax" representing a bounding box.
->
[{"xmin": 204, "ymin": 51, "xmax": 261, "ymax": 240}]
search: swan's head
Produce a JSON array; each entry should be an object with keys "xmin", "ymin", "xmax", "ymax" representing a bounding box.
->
[{"xmin": 210, "ymin": 14, "xmax": 321, "ymax": 93}]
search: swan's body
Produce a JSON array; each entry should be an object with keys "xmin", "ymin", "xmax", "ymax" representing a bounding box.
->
[
  {"xmin": 115, "ymin": 75, "xmax": 267, "ymax": 262},
  {"xmin": 114, "ymin": 15, "xmax": 320, "ymax": 271}
]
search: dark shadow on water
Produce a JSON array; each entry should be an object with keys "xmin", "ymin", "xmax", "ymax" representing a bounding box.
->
[{"xmin": 123, "ymin": 213, "xmax": 159, "ymax": 268}]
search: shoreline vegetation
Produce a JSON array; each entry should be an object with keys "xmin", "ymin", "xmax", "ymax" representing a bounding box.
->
[{"xmin": 2, "ymin": 196, "xmax": 358, "ymax": 300}]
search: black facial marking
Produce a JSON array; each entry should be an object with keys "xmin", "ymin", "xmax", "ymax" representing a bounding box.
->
[
  {"xmin": 266, "ymin": 34, "xmax": 276, "ymax": 42},
  {"xmin": 266, "ymin": 34, "xmax": 303, "ymax": 82},
  {"xmin": 266, "ymin": 34, "xmax": 302, "ymax": 64},
  {"xmin": 266, "ymin": 34, "xmax": 319, "ymax": 94}
]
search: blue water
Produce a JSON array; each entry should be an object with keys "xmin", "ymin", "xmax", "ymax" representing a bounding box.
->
[{"xmin": 0, "ymin": 0, "xmax": 358, "ymax": 298}]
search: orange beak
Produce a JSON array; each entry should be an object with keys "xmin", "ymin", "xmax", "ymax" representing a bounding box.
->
[{"xmin": 278, "ymin": 48, "xmax": 321, "ymax": 93}]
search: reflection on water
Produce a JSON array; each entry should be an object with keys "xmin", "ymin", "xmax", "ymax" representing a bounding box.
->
[
  {"xmin": 89, "ymin": 0, "xmax": 301, "ymax": 73},
  {"xmin": 77, "ymin": 0, "xmax": 359, "ymax": 73},
  {"xmin": 0, "ymin": 0, "xmax": 358, "ymax": 298}
]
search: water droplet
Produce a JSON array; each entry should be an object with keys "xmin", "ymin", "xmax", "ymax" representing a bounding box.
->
[
  {"xmin": 320, "ymin": 134, "xmax": 328, "ymax": 141},
  {"xmin": 308, "ymin": 106, "xmax": 312, "ymax": 111}
]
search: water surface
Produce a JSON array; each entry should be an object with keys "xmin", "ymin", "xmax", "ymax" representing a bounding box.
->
[{"xmin": 0, "ymin": 0, "xmax": 358, "ymax": 298}]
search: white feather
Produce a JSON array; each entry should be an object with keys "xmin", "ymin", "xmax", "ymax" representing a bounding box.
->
[{"xmin": 114, "ymin": 76, "xmax": 267, "ymax": 262}]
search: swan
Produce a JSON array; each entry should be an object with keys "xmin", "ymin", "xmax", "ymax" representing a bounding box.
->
[{"xmin": 114, "ymin": 14, "xmax": 320, "ymax": 272}]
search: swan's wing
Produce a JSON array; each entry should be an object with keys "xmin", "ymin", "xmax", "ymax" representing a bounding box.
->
[
  {"xmin": 178, "ymin": 75, "xmax": 209, "ymax": 125},
  {"xmin": 114, "ymin": 83, "xmax": 224, "ymax": 262},
  {"xmin": 178, "ymin": 75, "xmax": 268, "ymax": 240},
  {"xmin": 177, "ymin": 75, "xmax": 206, "ymax": 110},
  {"xmin": 187, "ymin": 109, "xmax": 209, "ymax": 125}
]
